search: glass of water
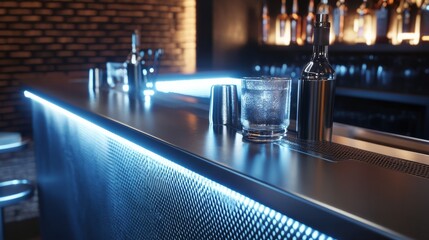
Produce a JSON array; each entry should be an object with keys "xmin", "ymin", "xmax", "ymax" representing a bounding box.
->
[{"xmin": 241, "ymin": 77, "xmax": 292, "ymax": 142}]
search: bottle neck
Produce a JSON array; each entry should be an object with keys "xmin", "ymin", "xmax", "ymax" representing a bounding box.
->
[
  {"xmin": 312, "ymin": 45, "xmax": 329, "ymax": 59},
  {"xmin": 263, "ymin": 1, "xmax": 269, "ymax": 15},
  {"xmin": 281, "ymin": 0, "xmax": 286, "ymax": 14},
  {"xmin": 129, "ymin": 42, "xmax": 139, "ymax": 63},
  {"xmin": 309, "ymin": 0, "xmax": 314, "ymax": 12},
  {"xmin": 292, "ymin": 0, "xmax": 299, "ymax": 13},
  {"xmin": 131, "ymin": 33, "xmax": 139, "ymax": 54}
]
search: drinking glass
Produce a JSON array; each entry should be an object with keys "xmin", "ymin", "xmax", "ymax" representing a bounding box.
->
[{"xmin": 241, "ymin": 77, "xmax": 292, "ymax": 142}]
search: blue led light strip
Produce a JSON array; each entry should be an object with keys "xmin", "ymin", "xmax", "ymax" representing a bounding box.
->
[
  {"xmin": 24, "ymin": 90, "xmax": 334, "ymax": 240},
  {"xmin": 155, "ymin": 77, "xmax": 241, "ymax": 97}
]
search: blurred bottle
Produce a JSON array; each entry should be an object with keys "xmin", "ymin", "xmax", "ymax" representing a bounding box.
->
[
  {"xmin": 124, "ymin": 29, "xmax": 142, "ymax": 94},
  {"xmin": 290, "ymin": 0, "xmax": 303, "ymax": 45},
  {"xmin": 375, "ymin": 0, "xmax": 391, "ymax": 43},
  {"xmin": 354, "ymin": 0, "xmax": 376, "ymax": 45},
  {"xmin": 421, "ymin": 0, "xmax": 429, "ymax": 42},
  {"xmin": 145, "ymin": 48, "xmax": 163, "ymax": 92},
  {"xmin": 276, "ymin": 0, "xmax": 290, "ymax": 45},
  {"xmin": 303, "ymin": 0, "xmax": 316, "ymax": 44},
  {"xmin": 317, "ymin": 0, "xmax": 336, "ymax": 43},
  {"xmin": 262, "ymin": 0, "xmax": 270, "ymax": 44},
  {"xmin": 387, "ymin": 0, "xmax": 400, "ymax": 42},
  {"xmin": 333, "ymin": 0, "xmax": 347, "ymax": 43},
  {"xmin": 393, "ymin": 0, "xmax": 420, "ymax": 44}
]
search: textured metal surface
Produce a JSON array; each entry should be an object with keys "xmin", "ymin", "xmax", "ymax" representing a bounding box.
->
[
  {"xmin": 209, "ymin": 84, "xmax": 239, "ymax": 127},
  {"xmin": 32, "ymin": 101, "xmax": 333, "ymax": 240},
  {"xmin": 24, "ymin": 80, "xmax": 429, "ymax": 240},
  {"xmin": 282, "ymin": 135, "xmax": 429, "ymax": 179}
]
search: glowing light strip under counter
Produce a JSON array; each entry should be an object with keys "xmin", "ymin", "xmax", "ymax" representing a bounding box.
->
[{"xmin": 24, "ymin": 90, "xmax": 334, "ymax": 240}]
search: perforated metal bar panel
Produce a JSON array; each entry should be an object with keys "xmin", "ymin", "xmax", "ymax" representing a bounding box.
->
[
  {"xmin": 29, "ymin": 93, "xmax": 334, "ymax": 240},
  {"xmin": 282, "ymin": 136, "xmax": 429, "ymax": 179}
]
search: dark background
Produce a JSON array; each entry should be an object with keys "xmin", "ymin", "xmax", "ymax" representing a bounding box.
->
[{"xmin": 197, "ymin": 0, "xmax": 429, "ymax": 140}]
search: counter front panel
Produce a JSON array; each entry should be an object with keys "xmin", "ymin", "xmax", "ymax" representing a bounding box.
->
[{"xmin": 24, "ymin": 78, "xmax": 429, "ymax": 239}]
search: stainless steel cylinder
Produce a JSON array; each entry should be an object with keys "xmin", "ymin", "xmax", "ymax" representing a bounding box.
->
[
  {"xmin": 297, "ymin": 79, "xmax": 335, "ymax": 141},
  {"xmin": 88, "ymin": 68, "xmax": 102, "ymax": 91},
  {"xmin": 209, "ymin": 84, "xmax": 240, "ymax": 128}
]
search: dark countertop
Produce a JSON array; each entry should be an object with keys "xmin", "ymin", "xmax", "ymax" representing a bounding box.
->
[{"xmin": 24, "ymin": 78, "xmax": 429, "ymax": 240}]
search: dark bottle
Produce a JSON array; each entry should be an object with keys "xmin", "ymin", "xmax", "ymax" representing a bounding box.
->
[
  {"xmin": 401, "ymin": 0, "xmax": 412, "ymax": 33},
  {"xmin": 421, "ymin": 0, "xmax": 429, "ymax": 42},
  {"xmin": 124, "ymin": 29, "xmax": 142, "ymax": 95},
  {"xmin": 297, "ymin": 14, "xmax": 336, "ymax": 142},
  {"xmin": 395, "ymin": 0, "xmax": 419, "ymax": 44},
  {"xmin": 317, "ymin": 0, "xmax": 335, "ymax": 43},
  {"xmin": 375, "ymin": 0, "xmax": 390, "ymax": 43}
]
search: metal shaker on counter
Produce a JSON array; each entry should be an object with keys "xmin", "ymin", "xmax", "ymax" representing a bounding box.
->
[
  {"xmin": 209, "ymin": 84, "xmax": 240, "ymax": 129},
  {"xmin": 297, "ymin": 14, "xmax": 336, "ymax": 142}
]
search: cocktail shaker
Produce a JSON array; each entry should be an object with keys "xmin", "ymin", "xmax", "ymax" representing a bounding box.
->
[
  {"xmin": 297, "ymin": 14, "xmax": 336, "ymax": 142},
  {"xmin": 209, "ymin": 84, "xmax": 240, "ymax": 128}
]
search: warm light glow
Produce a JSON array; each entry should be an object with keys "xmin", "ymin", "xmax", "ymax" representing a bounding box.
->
[
  {"xmin": 353, "ymin": 13, "xmax": 376, "ymax": 45},
  {"xmin": 179, "ymin": 0, "xmax": 196, "ymax": 73},
  {"xmin": 269, "ymin": 1, "xmax": 426, "ymax": 47},
  {"xmin": 389, "ymin": 13, "xmax": 401, "ymax": 45},
  {"xmin": 399, "ymin": 33, "xmax": 419, "ymax": 40},
  {"xmin": 390, "ymin": 4, "xmax": 421, "ymax": 45},
  {"xmin": 396, "ymin": 11, "xmax": 420, "ymax": 45},
  {"xmin": 276, "ymin": 18, "xmax": 291, "ymax": 45}
]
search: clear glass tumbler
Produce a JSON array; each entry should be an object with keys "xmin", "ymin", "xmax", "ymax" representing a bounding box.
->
[{"xmin": 240, "ymin": 77, "xmax": 292, "ymax": 142}]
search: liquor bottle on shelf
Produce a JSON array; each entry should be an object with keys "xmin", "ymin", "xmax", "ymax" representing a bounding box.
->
[
  {"xmin": 297, "ymin": 14, "xmax": 336, "ymax": 142},
  {"xmin": 276, "ymin": 0, "xmax": 290, "ymax": 45},
  {"xmin": 354, "ymin": 0, "xmax": 375, "ymax": 45},
  {"xmin": 421, "ymin": 0, "xmax": 429, "ymax": 42},
  {"xmin": 262, "ymin": 0, "xmax": 270, "ymax": 44},
  {"xmin": 303, "ymin": 0, "xmax": 316, "ymax": 44},
  {"xmin": 317, "ymin": 0, "xmax": 336, "ymax": 43},
  {"xmin": 375, "ymin": 0, "xmax": 391, "ymax": 43},
  {"xmin": 393, "ymin": 0, "xmax": 420, "ymax": 45},
  {"xmin": 333, "ymin": 0, "xmax": 347, "ymax": 43},
  {"xmin": 290, "ymin": 0, "xmax": 302, "ymax": 45},
  {"xmin": 386, "ymin": 0, "xmax": 399, "ymax": 42},
  {"xmin": 124, "ymin": 29, "xmax": 142, "ymax": 95}
]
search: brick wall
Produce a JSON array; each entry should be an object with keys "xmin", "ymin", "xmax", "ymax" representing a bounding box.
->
[{"xmin": 0, "ymin": 0, "xmax": 196, "ymax": 136}]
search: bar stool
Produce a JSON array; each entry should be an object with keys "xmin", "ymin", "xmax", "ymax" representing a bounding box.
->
[
  {"xmin": 0, "ymin": 180, "xmax": 34, "ymax": 240},
  {"xmin": 0, "ymin": 132, "xmax": 28, "ymax": 153},
  {"xmin": 0, "ymin": 132, "xmax": 35, "ymax": 240}
]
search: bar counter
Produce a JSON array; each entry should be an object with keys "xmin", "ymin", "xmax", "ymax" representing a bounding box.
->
[{"xmin": 24, "ymin": 77, "xmax": 429, "ymax": 239}]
